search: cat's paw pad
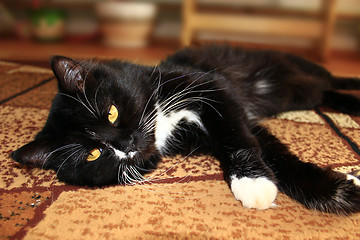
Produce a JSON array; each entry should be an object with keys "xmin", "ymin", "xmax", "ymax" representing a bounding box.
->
[
  {"xmin": 230, "ymin": 176, "xmax": 278, "ymax": 210},
  {"xmin": 346, "ymin": 174, "xmax": 360, "ymax": 187}
]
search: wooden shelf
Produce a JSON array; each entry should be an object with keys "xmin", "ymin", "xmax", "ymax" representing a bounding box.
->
[{"xmin": 182, "ymin": 0, "xmax": 338, "ymax": 61}]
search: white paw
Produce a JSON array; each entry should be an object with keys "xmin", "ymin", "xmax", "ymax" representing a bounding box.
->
[
  {"xmin": 347, "ymin": 174, "xmax": 360, "ymax": 187},
  {"xmin": 230, "ymin": 176, "xmax": 278, "ymax": 210}
]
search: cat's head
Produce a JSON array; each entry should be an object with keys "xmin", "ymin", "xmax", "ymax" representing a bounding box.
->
[{"xmin": 11, "ymin": 56, "xmax": 160, "ymax": 186}]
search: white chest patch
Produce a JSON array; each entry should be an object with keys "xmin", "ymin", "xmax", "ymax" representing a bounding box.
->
[{"xmin": 154, "ymin": 103, "xmax": 205, "ymax": 154}]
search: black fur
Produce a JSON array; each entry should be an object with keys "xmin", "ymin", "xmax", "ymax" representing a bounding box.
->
[
  {"xmin": 254, "ymin": 125, "xmax": 360, "ymax": 214},
  {"xmin": 11, "ymin": 45, "xmax": 360, "ymax": 214}
]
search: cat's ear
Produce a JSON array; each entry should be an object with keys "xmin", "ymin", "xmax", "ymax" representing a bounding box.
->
[
  {"xmin": 11, "ymin": 138, "xmax": 53, "ymax": 168},
  {"xmin": 50, "ymin": 55, "xmax": 87, "ymax": 93}
]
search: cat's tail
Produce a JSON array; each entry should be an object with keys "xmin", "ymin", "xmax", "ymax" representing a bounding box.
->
[{"xmin": 253, "ymin": 126, "xmax": 360, "ymax": 215}]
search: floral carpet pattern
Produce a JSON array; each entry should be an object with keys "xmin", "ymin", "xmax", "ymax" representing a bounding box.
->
[{"xmin": 1, "ymin": 60, "xmax": 360, "ymax": 239}]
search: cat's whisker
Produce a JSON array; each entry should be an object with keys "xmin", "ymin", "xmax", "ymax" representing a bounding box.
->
[
  {"xmin": 139, "ymin": 89, "xmax": 223, "ymax": 138},
  {"xmin": 128, "ymin": 149, "xmax": 209, "ymax": 199},
  {"xmin": 145, "ymin": 174, "xmax": 192, "ymax": 187},
  {"xmin": 118, "ymin": 161, "xmax": 135, "ymax": 186},
  {"xmin": 171, "ymin": 69, "xmax": 222, "ymax": 94},
  {"xmin": 77, "ymin": 92, "xmax": 97, "ymax": 117},
  {"xmin": 134, "ymin": 165, "xmax": 153, "ymax": 173},
  {"xmin": 121, "ymin": 164, "xmax": 146, "ymax": 186},
  {"xmin": 83, "ymin": 63, "xmax": 102, "ymax": 117},
  {"xmin": 187, "ymin": 96, "xmax": 223, "ymax": 117},
  {"xmin": 155, "ymin": 77, "xmax": 223, "ymax": 115},
  {"xmin": 58, "ymin": 93, "xmax": 97, "ymax": 118},
  {"xmin": 117, "ymin": 163, "xmax": 124, "ymax": 185},
  {"xmin": 158, "ymin": 92, "xmax": 222, "ymax": 120},
  {"xmin": 129, "ymin": 167, "xmax": 188, "ymax": 189},
  {"xmin": 130, "ymin": 166, "xmax": 159, "ymax": 186},
  {"xmin": 139, "ymin": 68, "xmax": 166, "ymax": 115},
  {"xmin": 160, "ymin": 71, "xmax": 202, "ymax": 88},
  {"xmin": 41, "ymin": 144, "xmax": 82, "ymax": 169},
  {"xmin": 93, "ymin": 79, "xmax": 106, "ymax": 117},
  {"xmin": 139, "ymin": 89, "xmax": 222, "ymax": 135},
  {"xmin": 138, "ymin": 68, "xmax": 187, "ymax": 129},
  {"xmin": 68, "ymin": 61, "xmax": 99, "ymax": 117},
  {"xmin": 55, "ymin": 147, "xmax": 83, "ymax": 176},
  {"xmin": 118, "ymin": 158, "xmax": 194, "ymax": 191},
  {"xmin": 128, "ymin": 166, "xmax": 146, "ymax": 184},
  {"xmin": 139, "ymin": 70, "xmax": 222, "ymax": 134},
  {"xmin": 139, "ymin": 113, "xmax": 158, "ymax": 133},
  {"xmin": 139, "ymin": 70, "xmax": 215, "ymax": 129},
  {"xmin": 81, "ymin": 84, "xmax": 97, "ymax": 117},
  {"xmin": 138, "ymin": 77, "xmax": 164, "ymax": 129},
  {"xmin": 138, "ymin": 75, "xmax": 162, "ymax": 128},
  {"xmin": 121, "ymin": 167, "xmax": 132, "ymax": 185}
]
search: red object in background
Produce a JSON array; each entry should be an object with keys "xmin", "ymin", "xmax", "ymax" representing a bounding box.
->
[{"xmin": 32, "ymin": 0, "xmax": 41, "ymax": 9}]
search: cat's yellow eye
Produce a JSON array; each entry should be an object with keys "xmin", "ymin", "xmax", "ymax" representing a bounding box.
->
[
  {"xmin": 108, "ymin": 105, "xmax": 119, "ymax": 124},
  {"xmin": 86, "ymin": 148, "xmax": 102, "ymax": 162}
]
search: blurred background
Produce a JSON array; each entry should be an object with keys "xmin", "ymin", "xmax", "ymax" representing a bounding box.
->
[{"xmin": 0, "ymin": 0, "xmax": 359, "ymax": 67}]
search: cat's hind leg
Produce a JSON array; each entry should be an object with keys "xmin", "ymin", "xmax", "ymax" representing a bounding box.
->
[
  {"xmin": 322, "ymin": 91, "xmax": 360, "ymax": 115},
  {"xmin": 254, "ymin": 125, "xmax": 360, "ymax": 214}
]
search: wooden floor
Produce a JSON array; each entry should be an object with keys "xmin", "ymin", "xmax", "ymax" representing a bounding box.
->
[{"xmin": 0, "ymin": 38, "xmax": 359, "ymax": 77}]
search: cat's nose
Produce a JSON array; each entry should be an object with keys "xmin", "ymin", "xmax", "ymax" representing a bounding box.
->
[{"xmin": 125, "ymin": 135, "xmax": 137, "ymax": 153}]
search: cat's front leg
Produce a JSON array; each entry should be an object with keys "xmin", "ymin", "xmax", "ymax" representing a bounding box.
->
[
  {"xmin": 227, "ymin": 149, "xmax": 278, "ymax": 210},
  {"xmin": 200, "ymin": 96, "xmax": 278, "ymax": 210},
  {"xmin": 206, "ymin": 120, "xmax": 278, "ymax": 209}
]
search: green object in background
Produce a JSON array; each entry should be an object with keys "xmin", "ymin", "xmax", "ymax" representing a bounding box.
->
[{"xmin": 30, "ymin": 8, "xmax": 66, "ymax": 41}]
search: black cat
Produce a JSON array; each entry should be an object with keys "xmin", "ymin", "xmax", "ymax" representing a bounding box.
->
[{"xmin": 11, "ymin": 45, "xmax": 360, "ymax": 214}]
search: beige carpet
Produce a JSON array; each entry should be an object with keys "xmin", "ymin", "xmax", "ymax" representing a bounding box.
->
[{"xmin": 1, "ymin": 60, "xmax": 360, "ymax": 239}]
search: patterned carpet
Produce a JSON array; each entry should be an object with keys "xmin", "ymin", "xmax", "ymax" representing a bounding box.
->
[{"xmin": 1, "ymin": 60, "xmax": 360, "ymax": 239}]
